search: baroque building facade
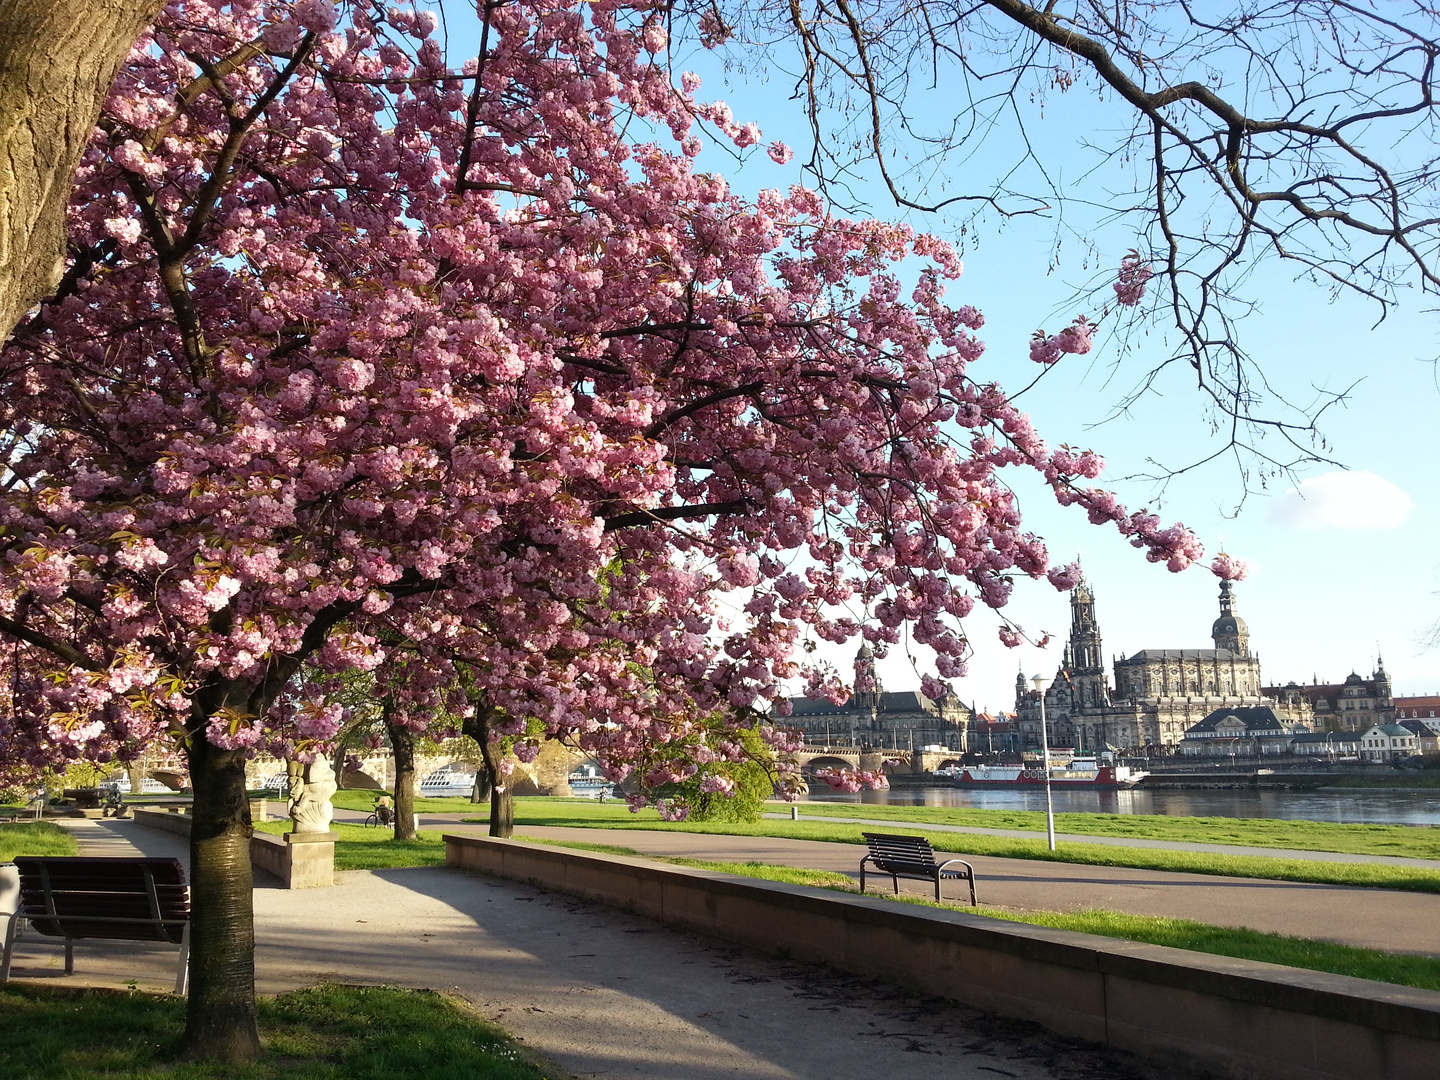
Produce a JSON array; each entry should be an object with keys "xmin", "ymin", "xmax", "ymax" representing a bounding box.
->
[
  {"xmin": 1264, "ymin": 665, "xmax": 1394, "ymax": 732},
  {"xmin": 1015, "ymin": 578, "xmax": 1279, "ymax": 752},
  {"xmin": 786, "ymin": 645, "xmax": 972, "ymax": 751}
]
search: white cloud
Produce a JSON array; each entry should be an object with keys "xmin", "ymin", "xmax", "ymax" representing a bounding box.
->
[{"xmin": 1268, "ymin": 470, "xmax": 1413, "ymax": 530}]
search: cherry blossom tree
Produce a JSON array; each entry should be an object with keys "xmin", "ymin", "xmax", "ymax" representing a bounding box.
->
[
  {"xmin": 0, "ymin": 0, "xmax": 164, "ymax": 345},
  {"xmin": 0, "ymin": 0, "xmax": 1238, "ymax": 1059}
]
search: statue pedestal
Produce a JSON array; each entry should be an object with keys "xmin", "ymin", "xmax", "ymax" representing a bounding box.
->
[{"xmin": 283, "ymin": 829, "xmax": 338, "ymax": 889}]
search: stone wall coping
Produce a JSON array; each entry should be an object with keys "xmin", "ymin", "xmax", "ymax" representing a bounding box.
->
[
  {"xmin": 444, "ymin": 833, "xmax": 1440, "ymax": 1045},
  {"xmin": 284, "ymin": 830, "xmax": 339, "ymax": 845}
]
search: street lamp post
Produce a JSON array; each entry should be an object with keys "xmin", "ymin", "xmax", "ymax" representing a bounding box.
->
[{"xmin": 1032, "ymin": 675, "xmax": 1057, "ymax": 851}]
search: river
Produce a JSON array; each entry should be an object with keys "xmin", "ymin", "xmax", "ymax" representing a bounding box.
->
[{"xmin": 801, "ymin": 785, "xmax": 1440, "ymax": 827}]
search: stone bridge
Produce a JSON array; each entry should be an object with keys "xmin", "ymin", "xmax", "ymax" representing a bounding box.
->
[{"xmin": 792, "ymin": 746, "xmax": 965, "ymax": 778}]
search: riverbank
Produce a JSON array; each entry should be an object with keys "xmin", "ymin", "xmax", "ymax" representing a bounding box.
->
[
  {"xmin": 785, "ymin": 801, "xmax": 1440, "ymax": 859},
  {"xmin": 455, "ymin": 799, "xmax": 1440, "ymax": 894}
]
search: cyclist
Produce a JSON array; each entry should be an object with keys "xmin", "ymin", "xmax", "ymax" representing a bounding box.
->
[{"xmin": 374, "ymin": 793, "xmax": 394, "ymax": 827}]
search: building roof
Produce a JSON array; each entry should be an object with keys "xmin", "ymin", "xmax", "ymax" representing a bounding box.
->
[
  {"xmin": 1184, "ymin": 706, "xmax": 1286, "ymax": 737},
  {"xmin": 1118, "ymin": 649, "xmax": 1246, "ymax": 664},
  {"xmin": 1394, "ymin": 696, "xmax": 1440, "ymax": 719},
  {"xmin": 1398, "ymin": 719, "xmax": 1440, "ymax": 737},
  {"xmin": 1292, "ymin": 731, "xmax": 1361, "ymax": 744},
  {"xmin": 787, "ymin": 690, "xmax": 947, "ymax": 718},
  {"xmin": 1365, "ymin": 724, "xmax": 1415, "ymax": 738}
]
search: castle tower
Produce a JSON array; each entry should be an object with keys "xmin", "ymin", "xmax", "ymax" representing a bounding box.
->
[{"xmin": 1211, "ymin": 580, "xmax": 1250, "ymax": 657}]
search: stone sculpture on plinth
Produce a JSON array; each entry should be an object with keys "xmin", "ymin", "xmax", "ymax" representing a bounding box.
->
[{"xmin": 289, "ymin": 757, "xmax": 337, "ymax": 834}]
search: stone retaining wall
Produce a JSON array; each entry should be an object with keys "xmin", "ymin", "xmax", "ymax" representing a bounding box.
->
[
  {"xmin": 444, "ymin": 833, "xmax": 1440, "ymax": 1080},
  {"xmin": 132, "ymin": 809, "xmax": 335, "ymax": 889}
]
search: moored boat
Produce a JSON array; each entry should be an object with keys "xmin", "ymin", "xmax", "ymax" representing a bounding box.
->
[{"xmin": 940, "ymin": 757, "xmax": 1146, "ymax": 788}]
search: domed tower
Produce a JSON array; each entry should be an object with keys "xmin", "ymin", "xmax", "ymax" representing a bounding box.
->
[
  {"xmin": 1211, "ymin": 580, "xmax": 1250, "ymax": 657},
  {"xmin": 853, "ymin": 643, "xmax": 881, "ymax": 708},
  {"xmin": 1374, "ymin": 654, "xmax": 1392, "ymax": 697}
]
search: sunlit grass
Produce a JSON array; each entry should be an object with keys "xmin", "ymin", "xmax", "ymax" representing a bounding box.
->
[
  {"xmin": 468, "ymin": 798, "xmax": 1440, "ymax": 894},
  {"xmin": 784, "ymin": 800, "xmax": 1440, "ymax": 860},
  {"xmin": 0, "ymin": 821, "xmax": 78, "ymax": 862},
  {"xmin": 0, "ymin": 983, "xmax": 566, "ymax": 1080},
  {"xmin": 252, "ymin": 821, "xmax": 446, "ymax": 871}
]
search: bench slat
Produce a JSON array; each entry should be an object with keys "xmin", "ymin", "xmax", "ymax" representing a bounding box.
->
[{"xmin": 13, "ymin": 857, "xmax": 188, "ymax": 943}]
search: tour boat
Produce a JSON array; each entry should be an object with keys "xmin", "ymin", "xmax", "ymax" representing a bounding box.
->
[
  {"xmin": 419, "ymin": 769, "xmax": 476, "ymax": 794},
  {"xmin": 943, "ymin": 757, "xmax": 1146, "ymax": 789}
]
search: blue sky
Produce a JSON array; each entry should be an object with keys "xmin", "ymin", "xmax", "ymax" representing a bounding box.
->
[
  {"xmin": 419, "ymin": 6, "xmax": 1439, "ymax": 712},
  {"xmin": 664, "ymin": 32, "xmax": 1440, "ymax": 713}
]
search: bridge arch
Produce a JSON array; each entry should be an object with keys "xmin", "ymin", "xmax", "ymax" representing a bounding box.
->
[{"xmin": 800, "ymin": 755, "xmax": 856, "ymax": 775}]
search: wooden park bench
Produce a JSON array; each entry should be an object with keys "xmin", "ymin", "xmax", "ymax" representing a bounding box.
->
[
  {"xmin": 1, "ymin": 856, "xmax": 190, "ymax": 993},
  {"xmin": 859, "ymin": 832, "xmax": 977, "ymax": 906}
]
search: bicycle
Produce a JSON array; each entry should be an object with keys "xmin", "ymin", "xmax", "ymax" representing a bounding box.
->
[{"xmin": 363, "ymin": 804, "xmax": 394, "ymax": 828}]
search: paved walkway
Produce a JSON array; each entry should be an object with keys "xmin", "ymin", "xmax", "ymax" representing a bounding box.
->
[
  {"xmin": 332, "ymin": 809, "xmax": 1440, "ymax": 954},
  {"xmin": 481, "ymin": 825, "xmax": 1440, "ymax": 956},
  {"xmin": 8, "ymin": 818, "xmax": 1175, "ymax": 1080},
  {"xmin": 760, "ymin": 812, "xmax": 1440, "ymax": 870}
]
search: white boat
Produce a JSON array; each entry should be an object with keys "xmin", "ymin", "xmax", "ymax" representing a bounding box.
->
[
  {"xmin": 948, "ymin": 757, "xmax": 1147, "ymax": 788},
  {"xmin": 419, "ymin": 769, "xmax": 476, "ymax": 794}
]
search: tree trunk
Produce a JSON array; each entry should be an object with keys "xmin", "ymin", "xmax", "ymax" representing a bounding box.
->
[
  {"xmin": 384, "ymin": 703, "xmax": 417, "ymax": 842},
  {"xmin": 127, "ymin": 764, "xmax": 145, "ymax": 796},
  {"xmin": 476, "ymin": 716, "xmax": 513, "ymax": 838},
  {"xmin": 183, "ymin": 728, "xmax": 262, "ymax": 1061},
  {"xmin": 0, "ymin": 0, "xmax": 163, "ymax": 345}
]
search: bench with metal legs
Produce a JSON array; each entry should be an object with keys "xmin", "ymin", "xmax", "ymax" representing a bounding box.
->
[
  {"xmin": 859, "ymin": 832, "xmax": 977, "ymax": 906},
  {"xmin": 1, "ymin": 856, "xmax": 190, "ymax": 994}
]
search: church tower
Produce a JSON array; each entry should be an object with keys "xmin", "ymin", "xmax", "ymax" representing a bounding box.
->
[
  {"xmin": 1068, "ymin": 579, "xmax": 1105, "ymax": 673},
  {"xmin": 854, "ymin": 644, "xmax": 881, "ymax": 708},
  {"xmin": 1211, "ymin": 580, "xmax": 1250, "ymax": 657},
  {"xmin": 1066, "ymin": 579, "xmax": 1108, "ymax": 709}
]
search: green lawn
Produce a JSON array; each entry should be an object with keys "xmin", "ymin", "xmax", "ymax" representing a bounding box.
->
[
  {"xmin": 470, "ymin": 798, "xmax": 1440, "ymax": 894},
  {"xmin": 0, "ymin": 821, "xmax": 78, "ymax": 862},
  {"xmin": 330, "ymin": 790, "xmax": 483, "ymax": 814},
  {"xmin": 783, "ymin": 800, "xmax": 1440, "ymax": 860},
  {"xmin": 517, "ymin": 836, "xmax": 1440, "ymax": 993},
  {"xmin": 252, "ymin": 821, "xmax": 447, "ymax": 871},
  {"xmin": 0, "ymin": 983, "xmax": 565, "ymax": 1080}
]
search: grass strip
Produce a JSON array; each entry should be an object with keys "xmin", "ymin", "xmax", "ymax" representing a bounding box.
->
[
  {"xmin": 0, "ymin": 982, "xmax": 566, "ymax": 1080},
  {"xmin": 252, "ymin": 821, "xmax": 447, "ymax": 872},
  {"xmin": 785, "ymin": 801, "xmax": 1440, "ymax": 860},
  {"xmin": 473, "ymin": 801, "xmax": 1440, "ymax": 893},
  {"xmin": 330, "ymin": 790, "xmax": 487, "ymax": 814},
  {"xmin": 517, "ymin": 836, "xmax": 1440, "ymax": 993},
  {"xmin": 0, "ymin": 821, "xmax": 78, "ymax": 862}
]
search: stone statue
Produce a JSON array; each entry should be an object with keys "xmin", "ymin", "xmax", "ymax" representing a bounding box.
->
[{"xmin": 289, "ymin": 758, "xmax": 337, "ymax": 834}]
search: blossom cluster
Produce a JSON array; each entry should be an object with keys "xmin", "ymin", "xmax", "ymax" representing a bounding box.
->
[{"xmin": 0, "ymin": 0, "xmax": 1231, "ymax": 804}]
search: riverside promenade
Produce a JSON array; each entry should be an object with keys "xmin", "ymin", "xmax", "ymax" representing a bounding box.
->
[{"xmin": 13, "ymin": 818, "xmax": 1177, "ymax": 1080}]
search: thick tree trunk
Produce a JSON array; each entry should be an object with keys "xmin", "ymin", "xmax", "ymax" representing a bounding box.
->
[
  {"xmin": 0, "ymin": 0, "xmax": 163, "ymax": 345},
  {"xmin": 183, "ymin": 729, "xmax": 262, "ymax": 1061},
  {"xmin": 477, "ymin": 717, "xmax": 513, "ymax": 838},
  {"xmin": 384, "ymin": 704, "xmax": 417, "ymax": 841}
]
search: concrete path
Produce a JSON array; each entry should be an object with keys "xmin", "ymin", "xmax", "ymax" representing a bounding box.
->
[
  {"xmin": 9, "ymin": 818, "xmax": 1175, "ymax": 1080},
  {"xmin": 486, "ymin": 825, "xmax": 1440, "ymax": 957},
  {"xmin": 761, "ymin": 811, "xmax": 1440, "ymax": 870}
]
